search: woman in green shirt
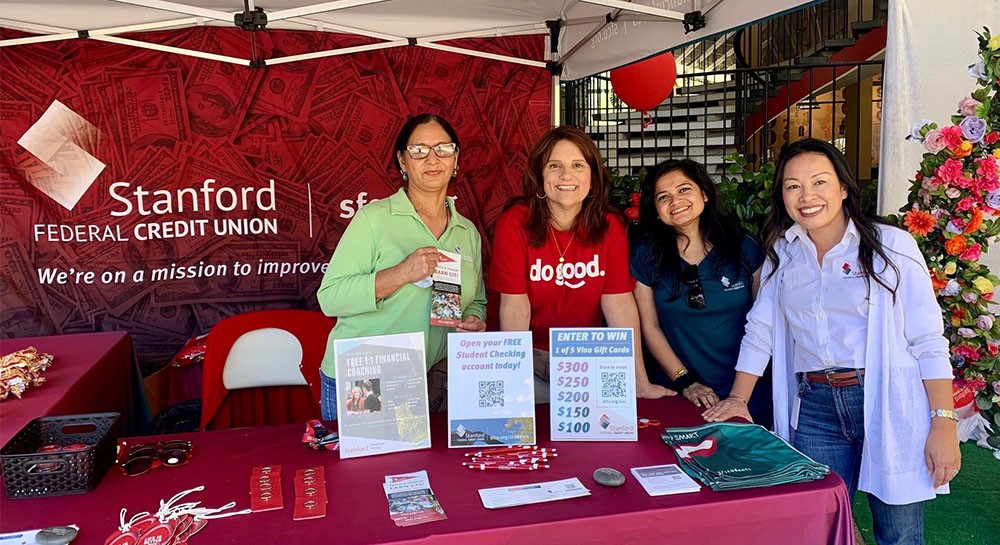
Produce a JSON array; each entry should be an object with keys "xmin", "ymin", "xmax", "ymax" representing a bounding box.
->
[{"xmin": 317, "ymin": 114, "xmax": 487, "ymax": 419}]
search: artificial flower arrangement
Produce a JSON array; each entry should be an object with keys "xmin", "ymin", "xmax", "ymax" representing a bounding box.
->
[{"xmin": 898, "ymin": 28, "xmax": 1000, "ymax": 448}]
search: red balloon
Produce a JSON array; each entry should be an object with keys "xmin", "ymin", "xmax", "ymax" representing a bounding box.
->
[{"xmin": 610, "ymin": 52, "xmax": 677, "ymax": 112}]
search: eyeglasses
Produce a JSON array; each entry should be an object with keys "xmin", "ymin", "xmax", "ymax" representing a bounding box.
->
[
  {"xmin": 118, "ymin": 440, "xmax": 193, "ymax": 476},
  {"xmin": 404, "ymin": 143, "xmax": 458, "ymax": 159},
  {"xmin": 682, "ymin": 265, "xmax": 706, "ymax": 309}
]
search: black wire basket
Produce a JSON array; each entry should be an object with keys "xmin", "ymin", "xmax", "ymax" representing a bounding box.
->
[{"xmin": 1, "ymin": 412, "xmax": 119, "ymax": 499}]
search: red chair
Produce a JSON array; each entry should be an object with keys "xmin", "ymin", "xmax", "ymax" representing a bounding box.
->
[{"xmin": 200, "ymin": 310, "xmax": 335, "ymax": 430}]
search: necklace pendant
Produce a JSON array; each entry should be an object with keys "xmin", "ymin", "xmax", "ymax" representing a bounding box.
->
[{"xmin": 558, "ymin": 257, "xmax": 565, "ymax": 263}]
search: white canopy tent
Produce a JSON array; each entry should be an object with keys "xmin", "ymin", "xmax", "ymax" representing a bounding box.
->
[
  {"xmin": 0, "ymin": 0, "xmax": 816, "ymax": 121},
  {"xmin": 0, "ymin": 0, "xmax": 818, "ymax": 77}
]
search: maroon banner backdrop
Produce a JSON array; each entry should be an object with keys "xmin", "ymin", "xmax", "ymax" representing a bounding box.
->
[{"xmin": 0, "ymin": 27, "xmax": 550, "ymax": 373}]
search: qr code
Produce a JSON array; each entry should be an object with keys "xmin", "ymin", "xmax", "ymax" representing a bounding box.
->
[
  {"xmin": 478, "ymin": 380, "xmax": 504, "ymax": 408},
  {"xmin": 601, "ymin": 372, "xmax": 627, "ymax": 398}
]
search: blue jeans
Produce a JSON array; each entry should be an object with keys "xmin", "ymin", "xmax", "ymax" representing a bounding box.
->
[
  {"xmin": 792, "ymin": 372, "xmax": 925, "ymax": 545},
  {"xmin": 320, "ymin": 371, "xmax": 338, "ymax": 421}
]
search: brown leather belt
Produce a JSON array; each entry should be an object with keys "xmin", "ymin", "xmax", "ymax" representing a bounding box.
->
[{"xmin": 804, "ymin": 369, "xmax": 864, "ymax": 387}]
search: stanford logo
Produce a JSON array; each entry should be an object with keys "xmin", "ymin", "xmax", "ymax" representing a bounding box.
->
[
  {"xmin": 673, "ymin": 438, "xmax": 717, "ymax": 460},
  {"xmin": 528, "ymin": 255, "xmax": 606, "ymax": 289}
]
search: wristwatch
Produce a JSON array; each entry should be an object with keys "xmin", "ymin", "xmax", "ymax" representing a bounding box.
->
[{"xmin": 930, "ymin": 409, "xmax": 958, "ymax": 422}]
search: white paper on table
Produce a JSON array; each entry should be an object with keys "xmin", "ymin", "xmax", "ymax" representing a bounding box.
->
[
  {"xmin": 477, "ymin": 477, "xmax": 591, "ymax": 509},
  {"xmin": 630, "ymin": 464, "xmax": 702, "ymax": 496},
  {"xmin": 384, "ymin": 470, "xmax": 431, "ymax": 489}
]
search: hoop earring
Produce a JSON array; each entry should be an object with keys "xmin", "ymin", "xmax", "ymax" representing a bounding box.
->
[
  {"xmin": 536, "ymin": 190, "xmax": 546, "ymax": 199},
  {"xmin": 400, "ymin": 169, "xmax": 408, "ymax": 182}
]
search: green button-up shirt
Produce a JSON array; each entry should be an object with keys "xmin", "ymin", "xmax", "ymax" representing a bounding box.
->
[{"xmin": 318, "ymin": 188, "xmax": 486, "ymax": 375}]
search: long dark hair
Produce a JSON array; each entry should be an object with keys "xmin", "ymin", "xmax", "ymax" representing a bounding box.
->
[
  {"xmin": 510, "ymin": 126, "xmax": 613, "ymax": 247},
  {"xmin": 634, "ymin": 159, "xmax": 752, "ymax": 299},
  {"xmin": 763, "ymin": 138, "xmax": 899, "ymax": 298}
]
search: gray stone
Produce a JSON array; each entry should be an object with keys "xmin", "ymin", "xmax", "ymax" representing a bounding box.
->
[{"xmin": 593, "ymin": 467, "xmax": 626, "ymax": 487}]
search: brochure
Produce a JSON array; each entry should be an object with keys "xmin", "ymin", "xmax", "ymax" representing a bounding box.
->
[
  {"xmin": 430, "ymin": 250, "xmax": 462, "ymax": 326},
  {"xmin": 447, "ymin": 331, "xmax": 535, "ymax": 447},
  {"xmin": 383, "ymin": 470, "xmax": 446, "ymax": 526},
  {"xmin": 549, "ymin": 328, "xmax": 638, "ymax": 442},
  {"xmin": 630, "ymin": 464, "xmax": 702, "ymax": 496},
  {"xmin": 334, "ymin": 332, "xmax": 431, "ymax": 459},
  {"xmin": 478, "ymin": 477, "xmax": 591, "ymax": 509}
]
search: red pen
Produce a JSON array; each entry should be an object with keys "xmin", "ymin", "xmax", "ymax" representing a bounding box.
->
[
  {"xmin": 466, "ymin": 463, "xmax": 549, "ymax": 471},
  {"xmin": 468, "ymin": 448, "xmax": 556, "ymax": 458},
  {"xmin": 469, "ymin": 456, "xmax": 549, "ymax": 464}
]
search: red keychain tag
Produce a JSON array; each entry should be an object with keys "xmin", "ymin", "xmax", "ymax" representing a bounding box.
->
[
  {"xmin": 104, "ymin": 530, "xmax": 137, "ymax": 545},
  {"xmin": 171, "ymin": 515, "xmax": 193, "ymax": 542},
  {"xmin": 183, "ymin": 518, "xmax": 209, "ymax": 540},
  {"xmin": 136, "ymin": 521, "xmax": 175, "ymax": 545},
  {"xmin": 128, "ymin": 515, "xmax": 159, "ymax": 536}
]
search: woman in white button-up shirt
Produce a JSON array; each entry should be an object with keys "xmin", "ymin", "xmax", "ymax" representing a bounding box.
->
[{"xmin": 704, "ymin": 139, "xmax": 960, "ymax": 545}]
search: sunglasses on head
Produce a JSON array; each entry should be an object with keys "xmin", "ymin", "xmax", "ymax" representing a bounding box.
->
[
  {"xmin": 404, "ymin": 143, "xmax": 458, "ymax": 160},
  {"xmin": 118, "ymin": 440, "xmax": 193, "ymax": 476},
  {"xmin": 682, "ymin": 265, "xmax": 706, "ymax": 309}
]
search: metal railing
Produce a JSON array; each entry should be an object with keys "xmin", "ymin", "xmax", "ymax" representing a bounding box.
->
[
  {"xmin": 562, "ymin": 0, "xmax": 886, "ymax": 188},
  {"xmin": 739, "ymin": 0, "xmax": 885, "ymax": 68}
]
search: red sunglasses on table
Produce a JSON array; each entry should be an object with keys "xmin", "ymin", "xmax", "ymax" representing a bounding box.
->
[{"xmin": 117, "ymin": 440, "xmax": 194, "ymax": 476}]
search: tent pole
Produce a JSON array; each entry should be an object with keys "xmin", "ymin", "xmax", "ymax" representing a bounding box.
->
[
  {"xmin": 268, "ymin": 40, "xmax": 408, "ymax": 65},
  {"xmin": 578, "ymin": 0, "xmax": 685, "ymax": 21},
  {"xmin": 417, "ymin": 43, "xmax": 546, "ymax": 68},
  {"xmin": 547, "ymin": 20, "xmax": 562, "ymax": 127},
  {"xmin": 106, "ymin": 0, "xmax": 231, "ymax": 22},
  {"xmin": 551, "ymin": 75, "xmax": 561, "ymax": 127},
  {"xmin": 91, "ymin": 35, "xmax": 249, "ymax": 65}
]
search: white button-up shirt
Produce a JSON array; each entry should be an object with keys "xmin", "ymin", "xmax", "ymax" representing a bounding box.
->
[{"xmin": 782, "ymin": 220, "xmax": 869, "ymax": 372}]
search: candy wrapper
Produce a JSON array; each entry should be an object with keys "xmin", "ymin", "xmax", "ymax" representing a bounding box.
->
[{"xmin": 1, "ymin": 346, "xmax": 54, "ymax": 400}]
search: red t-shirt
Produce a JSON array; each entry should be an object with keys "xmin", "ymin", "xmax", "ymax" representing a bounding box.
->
[{"xmin": 489, "ymin": 204, "xmax": 635, "ymax": 351}]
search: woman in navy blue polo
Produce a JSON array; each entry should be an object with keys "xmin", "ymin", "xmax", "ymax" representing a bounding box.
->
[{"xmin": 630, "ymin": 159, "xmax": 771, "ymax": 427}]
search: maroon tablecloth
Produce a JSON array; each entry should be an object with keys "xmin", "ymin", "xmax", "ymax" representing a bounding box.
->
[
  {"xmin": 0, "ymin": 332, "xmax": 134, "ymax": 447},
  {"xmin": 0, "ymin": 397, "xmax": 855, "ymax": 545}
]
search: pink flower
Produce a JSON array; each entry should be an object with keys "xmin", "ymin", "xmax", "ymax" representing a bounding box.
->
[
  {"xmin": 940, "ymin": 125, "xmax": 966, "ymax": 150},
  {"xmin": 953, "ymin": 344, "xmax": 981, "ymax": 362},
  {"xmin": 962, "ymin": 292, "xmax": 979, "ymax": 303},
  {"xmin": 977, "ymin": 157, "xmax": 999, "ymax": 177},
  {"xmin": 978, "ymin": 175, "xmax": 1000, "ymax": 193},
  {"xmin": 958, "ymin": 97, "xmax": 982, "ymax": 116},
  {"xmin": 937, "ymin": 158, "xmax": 972, "ymax": 188},
  {"xmin": 957, "ymin": 196, "xmax": 979, "ymax": 212},
  {"xmin": 993, "ymin": 380, "xmax": 1000, "ymax": 395},
  {"xmin": 961, "ymin": 243, "xmax": 982, "ymax": 261},
  {"xmin": 945, "ymin": 187, "xmax": 961, "ymax": 198},
  {"xmin": 923, "ymin": 129, "xmax": 946, "ymax": 153},
  {"xmin": 966, "ymin": 379, "xmax": 987, "ymax": 393}
]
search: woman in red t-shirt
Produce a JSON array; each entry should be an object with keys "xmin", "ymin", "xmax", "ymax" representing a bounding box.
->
[
  {"xmin": 489, "ymin": 126, "xmax": 676, "ymax": 402},
  {"xmin": 345, "ymin": 386, "xmax": 366, "ymax": 414}
]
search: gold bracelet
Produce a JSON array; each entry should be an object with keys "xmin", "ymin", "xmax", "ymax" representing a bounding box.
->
[
  {"xmin": 728, "ymin": 393, "xmax": 748, "ymax": 405},
  {"xmin": 670, "ymin": 367, "xmax": 689, "ymax": 381}
]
